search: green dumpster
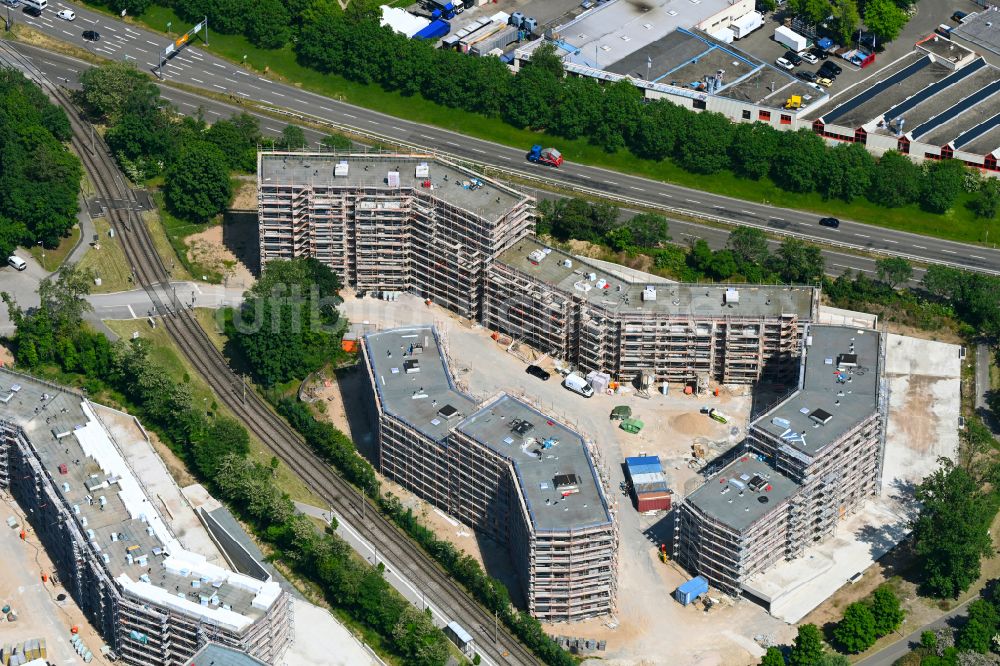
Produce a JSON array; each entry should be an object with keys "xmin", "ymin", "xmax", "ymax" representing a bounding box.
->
[
  {"xmin": 610, "ymin": 405, "xmax": 632, "ymax": 421},
  {"xmin": 620, "ymin": 418, "xmax": 644, "ymax": 434}
]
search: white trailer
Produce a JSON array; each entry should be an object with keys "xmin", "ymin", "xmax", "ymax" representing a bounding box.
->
[
  {"xmin": 774, "ymin": 25, "xmax": 808, "ymax": 51},
  {"xmin": 729, "ymin": 11, "xmax": 763, "ymax": 39}
]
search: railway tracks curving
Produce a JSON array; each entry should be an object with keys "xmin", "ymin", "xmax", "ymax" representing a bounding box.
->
[{"xmin": 0, "ymin": 41, "xmax": 537, "ymax": 665}]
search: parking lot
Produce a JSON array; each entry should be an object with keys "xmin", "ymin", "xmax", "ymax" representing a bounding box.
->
[{"xmin": 404, "ymin": 0, "xmax": 583, "ymax": 35}]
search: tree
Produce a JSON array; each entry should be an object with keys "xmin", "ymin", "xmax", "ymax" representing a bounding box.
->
[
  {"xmin": 552, "ymin": 76, "xmax": 603, "ymax": 141},
  {"xmin": 875, "ymin": 257, "xmax": 913, "ymax": 289},
  {"xmin": 970, "ymin": 179, "xmax": 1000, "ymax": 219},
  {"xmin": 245, "ymin": 0, "xmax": 292, "ymax": 49},
  {"xmin": 760, "ymin": 646, "xmax": 785, "ymax": 666},
  {"xmin": 79, "ymin": 62, "xmax": 159, "ymax": 122},
  {"xmin": 789, "ymin": 624, "xmax": 825, "ymax": 666},
  {"xmin": 729, "ymin": 122, "xmax": 780, "ymax": 180},
  {"xmin": 623, "ymin": 213, "xmax": 670, "ymax": 248},
  {"xmin": 205, "ymin": 115, "xmax": 261, "ymax": 172},
  {"xmin": 920, "ymin": 159, "xmax": 967, "ymax": 214},
  {"xmin": 864, "ymin": 0, "xmax": 909, "ymax": 44},
  {"xmin": 819, "ymin": 143, "xmax": 875, "ymax": 202},
  {"xmin": 771, "ymin": 130, "xmax": 827, "ymax": 193},
  {"xmin": 111, "ymin": 0, "xmax": 151, "ymax": 16},
  {"xmin": 956, "ymin": 598, "xmax": 999, "ymax": 652},
  {"xmin": 592, "ymin": 79, "xmax": 644, "ymax": 153},
  {"xmin": 835, "ymin": 602, "xmax": 877, "ymax": 653},
  {"xmin": 870, "ymin": 585, "xmax": 905, "ymax": 636},
  {"xmin": 280, "ymin": 124, "xmax": 308, "ymax": 151},
  {"xmin": 632, "ymin": 100, "xmax": 688, "ymax": 161},
  {"xmin": 831, "ymin": 0, "xmax": 861, "ymax": 46},
  {"xmin": 789, "ymin": 0, "xmax": 831, "ymax": 24},
  {"xmin": 727, "ymin": 226, "xmax": 771, "ymax": 268},
  {"xmin": 911, "ymin": 458, "xmax": 994, "ymax": 598},
  {"xmin": 164, "ymin": 140, "xmax": 233, "ymax": 223},
  {"xmin": 321, "ymin": 133, "xmax": 352, "ymax": 151},
  {"xmin": 192, "ymin": 417, "xmax": 251, "ymax": 478},
  {"xmin": 675, "ymin": 111, "xmax": 734, "ymax": 174},
  {"xmin": 868, "ymin": 151, "xmax": 921, "ymax": 207},
  {"xmin": 769, "ymin": 238, "xmax": 825, "ymax": 283}
]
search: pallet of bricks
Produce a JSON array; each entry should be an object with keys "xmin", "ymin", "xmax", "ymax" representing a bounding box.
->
[{"xmin": 2, "ymin": 638, "xmax": 47, "ymax": 665}]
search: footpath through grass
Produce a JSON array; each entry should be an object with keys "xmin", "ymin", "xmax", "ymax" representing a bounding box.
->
[{"xmin": 78, "ymin": 3, "xmax": 1000, "ymax": 246}]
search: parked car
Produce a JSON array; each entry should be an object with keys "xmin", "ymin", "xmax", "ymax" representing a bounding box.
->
[
  {"xmin": 525, "ymin": 364, "xmax": 551, "ymax": 381},
  {"xmin": 775, "ymin": 57, "xmax": 794, "ymax": 70},
  {"xmin": 819, "ymin": 217, "xmax": 841, "ymax": 228},
  {"xmin": 816, "ymin": 76, "xmax": 834, "ymax": 87},
  {"xmin": 7, "ymin": 255, "xmax": 27, "ymax": 271},
  {"xmin": 784, "ymin": 50, "xmax": 803, "ymax": 66},
  {"xmin": 1, "ymin": 0, "xmax": 21, "ymax": 8},
  {"xmin": 952, "ymin": 10, "xmax": 968, "ymax": 21},
  {"xmin": 935, "ymin": 23, "xmax": 954, "ymax": 38},
  {"xmin": 56, "ymin": 8, "xmax": 74, "ymax": 20},
  {"xmin": 799, "ymin": 50, "xmax": 818, "ymax": 64},
  {"xmin": 819, "ymin": 61, "xmax": 842, "ymax": 76},
  {"xmin": 82, "ymin": 29, "xmax": 100, "ymax": 41},
  {"xmin": 796, "ymin": 70, "xmax": 818, "ymax": 82},
  {"xmin": 810, "ymin": 46, "xmax": 829, "ymax": 60}
]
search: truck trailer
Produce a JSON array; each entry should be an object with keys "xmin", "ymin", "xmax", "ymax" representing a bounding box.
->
[{"xmin": 774, "ymin": 25, "xmax": 808, "ymax": 52}]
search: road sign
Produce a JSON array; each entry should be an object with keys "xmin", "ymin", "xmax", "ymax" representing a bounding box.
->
[{"xmin": 174, "ymin": 34, "xmax": 188, "ymax": 48}]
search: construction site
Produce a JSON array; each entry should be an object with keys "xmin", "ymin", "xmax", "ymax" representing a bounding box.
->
[
  {"xmin": 361, "ymin": 325, "xmax": 618, "ymax": 623},
  {"xmin": 0, "ymin": 369, "xmax": 293, "ymax": 666}
]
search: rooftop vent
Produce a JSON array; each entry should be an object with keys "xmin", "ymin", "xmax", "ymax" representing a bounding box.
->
[
  {"xmin": 528, "ymin": 249, "xmax": 547, "ymax": 264},
  {"xmin": 562, "ymin": 258, "xmax": 573, "ymax": 268},
  {"xmin": 725, "ymin": 288, "xmax": 739, "ymax": 304},
  {"xmin": 642, "ymin": 286, "xmax": 657, "ymax": 302},
  {"xmin": 387, "ymin": 171, "xmax": 400, "ymax": 188},
  {"xmin": 748, "ymin": 475, "xmax": 767, "ymax": 492},
  {"xmin": 415, "ymin": 162, "xmax": 430, "ymax": 178},
  {"xmin": 554, "ymin": 473, "xmax": 580, "ymax": 490},
  {"xmin": 334, "ymin": 161, "xmax": 349, "ymax": 177},
  {"xmin": 438, "ymin": 404, "xmax": 460, "ymax": 420},
  {"xmin": 403, "ymin": 359, "xmax": 420, "ymax": 374},
  {"xmin": 810, "ymin": 408, "xmax": 833, "ymax": 425},
  {"xmin": 511, "ymin": 418, "xmax": 534, "ymax": 436},
  {"xmin": 837, "ymin": 353, "xmax": 858, "ymax": 367}
]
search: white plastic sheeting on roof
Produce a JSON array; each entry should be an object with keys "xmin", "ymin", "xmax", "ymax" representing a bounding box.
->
[{"xmin": 380, "ymin": 5, "xmax": 429, "ymax": 38}]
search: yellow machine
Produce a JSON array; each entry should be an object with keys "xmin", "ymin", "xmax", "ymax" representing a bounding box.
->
[{"xmin": 785, "ymin": 95, "xmax": 802, "ymax": 109}]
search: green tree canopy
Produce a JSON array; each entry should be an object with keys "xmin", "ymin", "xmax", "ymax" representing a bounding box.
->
[
  {"xmin": 622, "ymin": 213, "xmax": 671, "ymax": 248},
  {"xmin": 864, "ymin": 0, "xmax": 909, "ymax": 44},
  {"xmin": 920, "ymin": 159, "xmax": 967, "ymax": 214},
  {"xmin": 789, "ymin": 624, "xmax": 825, "ymax": 666},
  {"xmin": 911, "ymin": 458, "xmax": 994, "ymax": 598},
  {"xmin": 870, "ymin": 585, "xmax": 905, "ymax": 637},
  {"xmin": 868, "ymin": 151, "xmax": 921, "ymax": 207},
  {"xmin": 834, "ymin": 602, "xmax": 877, "ymax": 653},
  {"xmin": 875, "ymin": 257, "xmax": 913, "ymax": 289},
  {"xmin": 768, "ymin": 238, "xmax": 825, "ymax": 283},
  {"xmin": 80, "ymin": 62, "xmax": 160, "ymax": 122},
  {"xmin": 970, "ymin": 179, "xmax": 1000, "ymax": 219},
  {"xmin": 164, "ymin": 140, "xmax": 233, "ymax": 223},
  {"xmin": 729, "ymin": 122, "xmax": 780, "ymax": 180},
  {"xmin": 770, "ymin": 130, "xmax": 826, "ymax": 193},
  {"xmin": 280, "ymin": 124, "xmax": 308, "ymax": 150},
  {"xmin": 760, "ymin": 646, "xmax": 785, "ymax": 666}
]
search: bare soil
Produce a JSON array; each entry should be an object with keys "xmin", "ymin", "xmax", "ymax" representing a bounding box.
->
[
  {"xmin": 185, "ymin": 224, "xmax": 255, "ymax": 288},
  {"xmin": 231, "ymin": 179, "xmax": 257, "ymax": 211},
  {"xmin": 0, "ymin": 343, "xmax": 14, "ymax": 367}
]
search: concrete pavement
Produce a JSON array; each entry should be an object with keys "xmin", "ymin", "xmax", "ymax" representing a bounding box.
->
[
  {"xmin": 88, "ymin": 281, "xmax": 245, "ymax": 320},
  {"xmin": 4, "ymin": 3, "xmax": 1000, "ymax": 275}
]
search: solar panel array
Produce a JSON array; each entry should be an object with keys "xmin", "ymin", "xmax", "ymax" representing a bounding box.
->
[
  {"xmin": 882, "ymin": 58, "xmax": 986, "ymax": 123},
  {"xmin": 911, "ymin": 79, "xmax": 1000, "ymax": 139},
  {"xmin": 820, "ymin": 56, "xmax": 931, "ymax": 124}
]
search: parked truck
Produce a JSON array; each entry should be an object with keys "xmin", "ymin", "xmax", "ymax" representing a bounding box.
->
[
  {"xmin": 774, "ymin": 25, "xmax": 808, "ymax": 52},
  {"xmin": 527, "ymin": 145, "xmax": 563, "ymax": 167},
  {"xmin": 414, "ymin": 18, "xmax": 450, "ymax": 40},
  {"xmin": 729, "ymin": 11, "xmax": 763, "ymax": 39}
]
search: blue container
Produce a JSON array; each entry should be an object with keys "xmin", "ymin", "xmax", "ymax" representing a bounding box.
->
[
  {"xmin": 414, "ymin": 19, "xmax": 451, "ymax": 40},
  {"xmin": 674, "ymin": 576, "xmax": 709, "ymax": 605}
]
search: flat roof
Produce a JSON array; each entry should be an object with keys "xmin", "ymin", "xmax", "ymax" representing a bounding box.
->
[
  {"xmin": 0, "ymin": 370, "xmax": 279, "ymax": 630},
  {"xmin": 456, "ymin": 394, "xmax": 611, "ymax": 532},
  {"xmin": 553, "ymin": 0, "xmax": 735, "ymax": 70},
  {"xmin": 753, "ymin": 325, "xmax": 880, "ymax": 457},
  {"xmin": 497, "ymin": 237, "xmax": 816, "ymax": 319},
  {"xmin": 952, "ymin": 8, "xmax": 1000, "ymax": 60},
  {"xmin": 189, "ymin": 643, "xmax": 266, "ymax": 666},
  {"xmin": 364, "ymin": 326, "xmax": 478, "ymax": 443},
  {"xmin": 259, "ymin": 153, "xmax": 526, "ymax": 223},
  {"xmin": 961, "ymin": 122, "xmax": 1000, "ymax": 155},
  {"xmin": 684, "ymin": 456, "xmax": 798, "ymax": 532}
]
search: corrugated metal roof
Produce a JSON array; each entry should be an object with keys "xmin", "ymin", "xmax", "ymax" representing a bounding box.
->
[{"xmin": 625, "ymin": 455, "xmax": 661, "ymax": 468}]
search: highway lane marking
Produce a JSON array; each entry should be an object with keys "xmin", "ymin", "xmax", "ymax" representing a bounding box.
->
[
  {"xmin": 146, "ymin": 62, "xmax": 155, "ymax": 68},
  {"xmin": 497, "ymin": 155, "xmax": 512, "ymax": 160},
  {"xmin": 741, "ymin": 210, "xmax": 753, "ymax": 215},
  {"xmin": 271, "ymin": 91, "xmax": 285, "ymax": 97},
  {"xmin": 713, "ymin": 205, "xmax": 724, "ymax": 209},
  {"xmin": 319, "ymin": 106, "xmax": 333, "ymax": 112},
  {"xmin": 191, "ymin": 77, "xmax": 204, "ymax": 84},
  {"xmin": 833, "ymin": 263, "xmax": 873, "ymax": 273},
  {"xmin": 212, "ymin": 62, "xmax": 225, "ymax": 68},
  {"xmin": 179, "ymin": 102, "xmax": 197, "ymax": 108},
  {"xmin": 854, "ymin": 233, "xmax": 869, "ymax": 238},
  {"xmin": 213, "ymin": 84, "xmax": 226, "ymax": 90},
  {"xmin": 630, "ymin": 186, "xmax": 643, "ymax": 191},
  {"xmin": 772, "ymin": 217, "xmax": 786, "ymax": 221},
  {"xmin": 145, "ymin": 40, "xmax": 158, "ymax": 46},
  {"xmin": 941, "ymin": 249, "xmax": 957, "ymax": 254},
  {"xmin": 342, "ymin": 113, "xmax": 356, "ymax": 119},
  {"xmin": 237, "ymin": 91, "xmax": 250, "ymax": 98},
  {"xmin": 265, "ymin": 126, "xmax": 281, "ymax": 132},
  {"xmin": 912, "ymin": 244, "xmax": 926, "ymax": 249},
  {"xmin": 62, "ymin": 29, "xmax": 72, "ymax": 36},
  {"xmin": 883, "ymin": 239, "xmax": 898, "ymax": 243},
  {"xmin": 446, "ymin": 141, "xmax": 460, "ymax": 146},
  {"xmin": 225, "ymin": 78, "xmax": 238, "ymax": 84},
  {"xmin": 101, "ymin": 25, "xmax": 116, "ymax": 31},
  {"xmin": 971, "ymin": 255, "xmax": 987, "ymax": 259},
  {"xmin": 470, "ymin": 148, "xmax": 486, "ymax": 154},
  {"xmin": 686, "ymin": 199, "xmax": 699, "ymax": 204},
  {"xmin": 606, "ymin": 180, "xmax": 619, "ymax": 186}
]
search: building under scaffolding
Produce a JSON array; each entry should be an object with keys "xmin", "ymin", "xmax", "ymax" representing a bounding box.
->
[
  {"xmin": 674, "ymin": 325, "xmax": 885, "ymax": 598},
  {"xmin": 258, "ymin": 152, "xmax": 533, "ymax": 320},
  {"xmin": 487, "ymin": 237, "xmax": 818, "ymax": 385},
  {"xmin": 361, "ymin": 326, "xmax": 617, "ymax": 623},
  {"xmin": 0, "ymin": 369, "xmax": 292, "ymax": 666}
]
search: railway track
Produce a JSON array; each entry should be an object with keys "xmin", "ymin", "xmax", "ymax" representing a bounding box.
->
[{"xmin": 0, "ymin": 41, "xmax": 537, "ymax": 666}]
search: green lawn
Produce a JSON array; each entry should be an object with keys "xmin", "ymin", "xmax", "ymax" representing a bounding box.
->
[
  {"xmin": 28, "ymin": 225, "xmax": 81, "ymax": 271},
  {"xmin": 151, "ymin": 192, "xmax": 224, "ymax": 283},
  {"xmin": 75, "ymin": 2, "xmax": 1000, "ymax": 246},
  {"xmin": 77, "ymin": 214, "xmax": 133, "ymax": 292}
]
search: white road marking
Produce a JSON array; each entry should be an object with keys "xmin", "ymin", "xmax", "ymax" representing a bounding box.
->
[
  {"xmin": 630, "ymin": 186, "xmax": 643, "ymax": 191},
  {"xmin": 833, "ymin": 263, "xmax": 872, "ymax": 272},
  {"xmin": 212, "ymin": 62, "xmax": 225, "ymax": 68},
  {"xmin": 741, "ymin": 210, "xmax": 753, "ymax": 215},
  {"xmin": 470, "ymin": 148, "xmax": 485, "ymax": 154},
  {"xmin": 265, "ymin": 126, "xmax": 281, "ymax": 132},
  {"xmin": 127, "ymin": 304, "xmax": 136, "ymax": 319},
  {"xmin": 686, "ymin": 199, "xmax": 699, "ymax": 204},
  {"xmin": 225, "ymin": 78, "xmax": 238, "ymax": 84},
  {"xmin": 213, "ymin": 84, "xmax": 226, "ymax": 90},
  {"xmin": 319, "ymin": 106, "xmax": 333, "ymax": 112},
  {"xmin": 342, "ymin": 113, "xmax": 356, "ymax": 119},
  {"xmin": 883, "ymin": 239, "xmax": 898, "ymax": 243},
  {"xmin": 912, "ymin": 244, "xmax": 926, "ymax": 249},
  {"xmin": 606, "ymin": 180, "xmax": 619, "ymax": 186},
  {"xmin": 771, "ymin": 217, "xmax": 786, "ymax": 221},
  {"xmin": 971, "ymin": 255, "xmax": 986, "ymax": 260},
  {"xmin": 446, "ymin": 141, "xmax": 460, "ymax": 146},
  {"xmin": 854, "ymin": 233, "xmax": 869, "ymax": 238},
  {"xmin": 145, "ymin": 40, "xmax": 158, "ymax": 46},
  {"xmin": 272, "ymin": 91, "xmax": 285, "ymax": 97},
  {"xmin": 941, "ymin": 249, "xmax": 957, "ymax": 254},
  {"xmin": 237, "ymin": 91, "xmax": 250, "ymax": 97},
  {"xmin": 179, "ymin": 101, "xmax": 197, "ymax": 108},
  {"xmin": 191, "ymin": 77, "xmax": 204, "ymax": 84}
]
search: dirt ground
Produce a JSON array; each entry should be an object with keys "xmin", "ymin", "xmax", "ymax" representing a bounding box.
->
[
  {"xmin": 231, "ymin": 179, "xmax": 257, "ymax": 211},
  {"xmin": 185, "ymin": 224, "xmax": 255, "ymax": 288},
  {"xmin": 0, "ymin": 343, "xmax": 13, "ymax": 367}
]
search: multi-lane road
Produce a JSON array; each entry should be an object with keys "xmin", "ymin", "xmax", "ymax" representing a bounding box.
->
[{"xmin": 5, "ymin": 2, "xmax": 1000, "ymax": 276}]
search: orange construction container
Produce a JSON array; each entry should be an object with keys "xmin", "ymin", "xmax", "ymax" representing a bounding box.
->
[
  {"xmin": 341, "ymin": 339, "xmax": 358, "ymax": 353},
  {"xmin": 70, "ymin": 626, "xmax": 79, "ymax": 634},
  {"xmin": 683, "ymin": 386, "xmax": 693, "ymax": 395},
  {"xmin": 19, "ymin": 530, "xmax": 25, "ymax": 540},
  {"xmin": 41, "ymin": 573, "xmax": 48, "ymax": 583}
]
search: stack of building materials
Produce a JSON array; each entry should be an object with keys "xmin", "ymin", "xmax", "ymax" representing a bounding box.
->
[
  {"xmin": 625, "ymin": 456, "xmax": 671, "ymax": 512},
  {"xmin": 586, "ymin": 370, "xmax": 611, "ymax": 394},
  {"xmin": 1, "ymin": 640, "xmax": 47, "ymax": 666}
]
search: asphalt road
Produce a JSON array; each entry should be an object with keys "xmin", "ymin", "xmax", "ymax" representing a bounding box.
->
[
  {"xmin": 5, "ymin": 3, "xmax": 1000, "ymax": 276},
  {"xmin": 2, "ymin": 41, "xmax": 932, "ymax": 283}
]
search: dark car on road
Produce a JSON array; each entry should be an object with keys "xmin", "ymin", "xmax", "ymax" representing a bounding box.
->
[
  {"xmin": 82, "ymin": 29, "xmax": 100, "ymax": 41},
  {"xmin": 796, "ymin": 71, "xmax": 818, "ymax": 83},
  {"xmin": 952, "ymin": 10, "xmax": 967, "ymax": 21},
  {"xmin": 784, "ymin": 50, "xmax": 803, "ymax": 66},
  {"xmin": 819, "ymin": 61, "xmax": 842, "ymax": 77},
  {"xmin": 526, "ymin": 365, "xmax": 551, "ymax": 381},
  {"xmin": 819, "ymin": 217, "xmax": 841, "ymax": 228},
  {"xmin": 810, "ymin": 46, "xmax": 829, "ymax": 60}
]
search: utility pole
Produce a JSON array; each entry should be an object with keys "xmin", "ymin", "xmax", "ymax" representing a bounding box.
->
[{"xmin": 494, "ymin": 610, "xmax": 498, "ymax": 645}]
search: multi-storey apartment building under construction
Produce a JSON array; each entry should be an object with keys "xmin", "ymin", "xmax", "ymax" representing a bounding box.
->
[
  {"xmin": 258, "ymin": 153, "xmax": 819, "ymax": 386},
  {"xmin": 258, "ymin": 152, "xmax": 533, "ymax": 320},
  {"xmin": 0, "ymin": 369, "xmax": 292, "ymax": 665},
  {"xmin": 361, "ymin": 326, "xmax": 617, "ymax": 623},
  {"xmin": 674, "ymin": 325, "xmax": 887, "ymax": 601}
]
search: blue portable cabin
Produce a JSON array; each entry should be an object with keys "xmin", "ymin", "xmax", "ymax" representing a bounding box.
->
[
  {"xmin": 414, "ymin": 19, "xmax": 451, "ymax": 40},
  {"xmin": 674, "ymin": 576, "xmax": 709, "ymax": 605}
]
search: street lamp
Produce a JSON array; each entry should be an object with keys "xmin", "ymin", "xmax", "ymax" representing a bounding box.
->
[
  {"xmin": 166, "ymin": 21, "xmax": 171, "ymax": 34},
  {"xmin": 36, "ymin": 241, "xmax": 45, "ymax": 269},
  {"xmin": 242, "ymin": 54, "xmax": 247, "ymax": 67}
]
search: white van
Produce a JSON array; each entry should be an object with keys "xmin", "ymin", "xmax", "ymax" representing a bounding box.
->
[
  {"xmin": 563, "ymin": 374, "xmax": 594, "ymax": 398},
  {"xmin": 7, "ymin": 255, "xmax": 27, "ymax": 271},
  {"xmin": 22, "ymin": 0, "xmax": 46, "ymax": 11}
]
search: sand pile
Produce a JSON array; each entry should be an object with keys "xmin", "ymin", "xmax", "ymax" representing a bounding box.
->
[{"xmin": 668, "ymin": 412, "xmax": 721, "ymax": 437}]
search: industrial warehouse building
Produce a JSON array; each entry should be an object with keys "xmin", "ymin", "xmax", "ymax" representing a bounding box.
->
[
  {"xmin": 674, "ymin": 325, "xmax": 887, "ymax": 600},
  {"xmin": 0, "ymin": 370, "xmax": 292, "ymax": 666},
  {"xmin": 361, "ymin": 326, "xmax": 618, "ymax": 622},
  {"xmin": 258, "ymin": 153, "xmax": 820, "ymax": 386}
]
